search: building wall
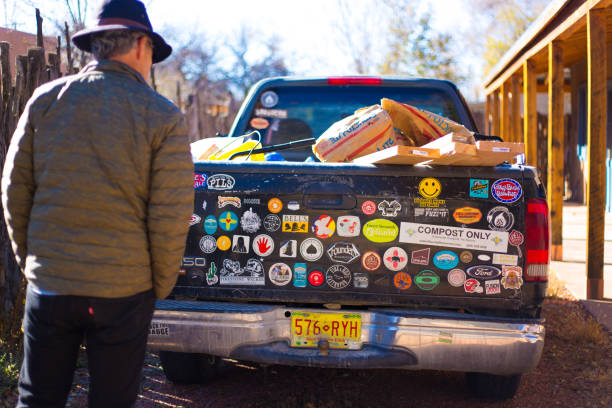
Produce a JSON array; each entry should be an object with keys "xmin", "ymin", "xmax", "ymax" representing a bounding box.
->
[{"xmin": 0, "ymin": 28, "xmax": 59, "ymax": 80}]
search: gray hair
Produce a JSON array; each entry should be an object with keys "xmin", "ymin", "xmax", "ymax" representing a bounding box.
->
[{"xmin": 90, "ymin": 30, "xmax": 149, "ymax": 60}]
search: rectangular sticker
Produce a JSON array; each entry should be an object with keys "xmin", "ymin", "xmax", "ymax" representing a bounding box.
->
[
  {"xmin": 399, "ymin": 222, "xmax": 509, "ymax": 253},
  {"xmin": 469, "ymin": 179, "xmax": 489, "ymax": 198},
  {"xmin": 220, "ymin": 276, "xmax": 265, "ymax": 285},
  {"xmin": 485, "ymin": 280, "xmax": 501, "ymax": 295},
  {"xmin": 282, "ymin": 215, "xmax": 309, "ymax": 233},
  {"xmin": 492, "ymin": 253, "xmax": 518, "ymax": 266}
]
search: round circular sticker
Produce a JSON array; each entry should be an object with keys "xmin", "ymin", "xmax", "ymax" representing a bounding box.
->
[
  {"xmin": 447, "ymin": 269, "xmax": 466, "ymax": 287},
  {"xmin": 260, "ymin": 91, "xmax": 279, "ymax": 108},
  {"xmin": 459, "ymin": 250, "xmax": 473, "ymax": 263},
  {"xmin": 362, "ymin": 200, "xmax": 376, "ymax": 215},
  {"xmin": 361, "ymin": 251, "xmax": 381, "ymax": 271},
  {"xmin": 263, "ymin": 214, "xmax": 281, "ymax": 232},
  {"xmin": 252, "ymin": 234, "xmax": 274, "ymax": 257},
  {"xmin": 433, "ymin": 250, "xmax": 459, "ymax": 270},
  {"xmin": 199, "ymin": 235, "xmax": 217, "ymax": 254},
  {"xmin": 491, "ymin": 179, "xmax": 522, "ymax": 203},
  {"xmin": 383, "ymin": 247, "xmax": 408, "ymax": 271},
  {"xmin": 204, "ymin": 215, "xmax": 218, "ymax": 234},
  {"xmin": 487, "ymin": 206, "xmax": 514, "ymax": 231},
  {"xmin": 300, "ymin": 238, "xmax": 323, "ymax": 261},
  {"xmin": 414, "ymin": 270, "xmax": 440, "ymax": 291},
  {"xmin": 325, "ymin": 265, "xmax": 351, "ymax": 290},
  {"xmin": 218, "ymin": 211, "xmax": 239, "ymax": 232},
  {"xmin": 363, "ymin": 219, "xmax": 398, "ymax": 243},
  {"xmin": 509, "ymin": 230, "xmax": 524, "ymax": 246},
  {"xmin": 216, "ymin": 235, "xmax": 231, "ymax": 251},
  {"xmin": 393, "ymin": 272, "xmax": 412, "ymax": 290},
  {"xmin": 267, "ymin": 198, "xmax": 283, "ymax": 213},
  {"xmin": 268, "ymin": 263, "xmax": 292, "ymax": 286},
  {"xmin": 418, "ymin": 178, "xmax": 441, "ymax": 198},
  {"xmin": 308, "ymin": 269, "xmax": 325, "ymax": 287},
  {"xmin": 250, "ymin": 117, "xmax": 269, "ymax": 130},
  {"xmin": 312, "ymin": 215, "xmax": 335, "ymax": 239}
]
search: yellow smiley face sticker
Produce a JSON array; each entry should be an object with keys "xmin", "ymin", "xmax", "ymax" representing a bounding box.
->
[{"xmin": 419, "ymin": 178, "xmax": 441, "ymax": 198}]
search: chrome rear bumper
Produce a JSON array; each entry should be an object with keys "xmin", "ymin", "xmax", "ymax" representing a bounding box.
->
[{"xmin": 148, "ymin": 300, "xmax": 544, "ymax": 375}]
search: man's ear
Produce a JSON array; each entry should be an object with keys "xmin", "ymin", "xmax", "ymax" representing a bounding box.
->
[{"xmin": 135, "ymin": 36, "xmax": 147, "ymax": 60}]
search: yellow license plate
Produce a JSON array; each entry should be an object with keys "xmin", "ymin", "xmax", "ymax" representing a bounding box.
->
[{"xmin": 290, "ymin": 311, "xmax": 362, "ymax": 349}]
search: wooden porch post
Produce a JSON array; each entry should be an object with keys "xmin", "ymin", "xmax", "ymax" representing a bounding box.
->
[
  {"xmin": 511, "ymin": 74, "xmax": 521, "ymax": 143},
  {"xmin": 586, "ymin": 8, "xmax": 606, "ymax": 300},
  {"xmin": 523, "ymin": 59, "xmax": 538, "ymax": 167},
  {"xmin": 485, "ymin": 94, "xmax": 491, "ymax": 134},
  {"xmin": 548, "ymin": 40, "xmax": 564, "ymax": 261},
  {"xmin": 492, "ymin": 89, "xmax": 500, "ymax": 137},
  {"xmin": 501, "ymin": 81, "xmax": 510, "ymax": 141}
]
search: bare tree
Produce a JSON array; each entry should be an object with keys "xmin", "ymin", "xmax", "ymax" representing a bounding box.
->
[
  {"xmin": 224, "ymin": 25, "xmax": 290, "ymax": 97},
  {"xmin": 1, "ymin": 0, "xmax": 26, "ymax": 29},
  {"xmin": 334, "ymin": 0, "xmax": 389, "ymax": 74}
]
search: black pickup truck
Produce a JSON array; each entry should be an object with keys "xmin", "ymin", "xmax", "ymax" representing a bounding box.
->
[{"xmin": 147, "ymin": 77, "xmax": 550, "ymax": 399}]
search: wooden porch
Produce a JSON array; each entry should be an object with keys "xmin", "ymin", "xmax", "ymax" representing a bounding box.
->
[{"xmin": 482, "ymin": 0, "xmax": 612, "ymax": 299}]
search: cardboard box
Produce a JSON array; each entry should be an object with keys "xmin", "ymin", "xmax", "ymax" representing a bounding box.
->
[{"xmin": 353, "ymin": 145, "xmax": 440, "ymax": 165}]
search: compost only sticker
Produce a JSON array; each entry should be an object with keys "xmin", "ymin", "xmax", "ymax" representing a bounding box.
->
[{"xmin": 399, "ymin": 222, "xmax": 509, "ymax": 253}]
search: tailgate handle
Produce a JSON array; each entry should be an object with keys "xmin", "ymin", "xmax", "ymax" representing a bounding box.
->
[{"xmin": 304, "ymin": 183, "xmax": 356, "ymax": 210}]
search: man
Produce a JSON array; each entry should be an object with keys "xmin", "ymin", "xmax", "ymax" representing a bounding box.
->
[{"xmin": 1, "ymin": 1, "xmax": 194, "ymax": 407}]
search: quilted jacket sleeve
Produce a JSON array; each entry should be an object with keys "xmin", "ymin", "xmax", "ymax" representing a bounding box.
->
[
  {"xmin": 1, "ymin": 102, "xmax": 35, "ymax": 271},
  {"xmin": 148, "ymin": 112, "xmax": 194, "ymax": 299}
]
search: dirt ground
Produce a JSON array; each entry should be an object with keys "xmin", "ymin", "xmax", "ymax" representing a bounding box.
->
[{"xmin": 3, "ymin": 296, "xmax": 609, "ymax": 408}]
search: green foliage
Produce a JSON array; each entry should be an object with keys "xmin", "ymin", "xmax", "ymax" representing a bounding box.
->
[
  {"xmin": 474, "ymin": 0, "xmax": 549, "ymax": 75},
  {"xmin": 0, "ymin": 338, "xmax": 22, "ymax": 391}
]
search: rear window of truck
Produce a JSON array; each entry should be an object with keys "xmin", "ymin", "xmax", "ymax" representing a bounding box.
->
[{"xmin": 242, "ymin": 85, "xmax": 462, "ymax": 161}]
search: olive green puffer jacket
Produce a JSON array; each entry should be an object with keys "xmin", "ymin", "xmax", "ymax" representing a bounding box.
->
[{"xmin": 1, "ymin": 60, "xmax": 194, "ymax": 299}]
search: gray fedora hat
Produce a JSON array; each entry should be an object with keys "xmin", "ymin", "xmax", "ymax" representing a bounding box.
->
[{"xmin": 72, "ymin": 0, "xmax": 171, "ymax": 63}]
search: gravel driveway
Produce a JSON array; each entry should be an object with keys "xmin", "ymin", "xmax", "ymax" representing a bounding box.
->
[
  {"xmin": 40, "ymin": 298, "xmax": 607, "ymax": 408},
  {"xmin": 2, "ymin": 297, "xmax": 609, "ymax": 408}
]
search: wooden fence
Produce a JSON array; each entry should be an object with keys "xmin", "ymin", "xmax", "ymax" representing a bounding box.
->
[{"xmin": 0, "ymin": 11, "xmax": 64, "ymax": 339}]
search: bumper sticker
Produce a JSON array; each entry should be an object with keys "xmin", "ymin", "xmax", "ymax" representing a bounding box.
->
[{"xmin": 400, "ymin": 222, "xmax": 509, "ymax": 253}]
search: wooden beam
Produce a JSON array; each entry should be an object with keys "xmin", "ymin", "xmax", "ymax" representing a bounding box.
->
[
  {"xmin": 501, "ymin": 81, "xmax": 510, "ymax": 141},
  {"xmin": 523, "ymin": 59, "xmax": 538, "ymax": 167},
  {"xmin": 511, "ymin": 74, "xmax": 521, "ymax": 143},
  {"xmin": 586, "ymin": 8, "xmax": 606, "ymax": 300},
  {"xmin": 483, "ymin": 0, "xmax": 612, "ymax": 95},
  {"xmin": 492, "ymin": 89, "xmax": 500, "ymax": 137},
  {"xmin": 536, "ymin": 83, "xmax": 571, "ymax": 93},
  {"xmin": 485, "ymin": 94, "xmax": 491, "ymax": 134},
  {"xmin": 548, "ymin": 41, "xmax": 564, "ymax": 261}
]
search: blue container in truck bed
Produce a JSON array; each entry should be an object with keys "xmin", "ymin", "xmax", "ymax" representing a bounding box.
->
[{"xmin": 147, "ymin": 77, "xmax": 550, "ymax": 400}]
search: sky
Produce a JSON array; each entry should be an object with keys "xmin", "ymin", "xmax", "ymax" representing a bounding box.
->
[{"xmin": 1, "ymin": 0, "xmax": 483, "ymax": 99}]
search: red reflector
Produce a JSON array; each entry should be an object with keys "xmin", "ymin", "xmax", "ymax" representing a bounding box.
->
[
  {"xmin": 327, "ymin": 77, "xmax": 382, "ymax": 85},
  {"xmin": 527, "ymin": 202, "xmax": 548, "ymax": 214},
  {"xmin": 526, "ymin": 249, "xmax": 548, "ymax": 264}
]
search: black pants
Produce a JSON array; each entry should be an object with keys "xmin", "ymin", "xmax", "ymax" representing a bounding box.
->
[{"xmin": 17, "ymin": 286, "xmax": 156, "ymax": 408}]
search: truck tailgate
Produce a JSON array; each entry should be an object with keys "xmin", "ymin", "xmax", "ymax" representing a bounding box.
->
[{"xmin": 175, "ymin": 161, "xmax": 535, "ymax": 312}]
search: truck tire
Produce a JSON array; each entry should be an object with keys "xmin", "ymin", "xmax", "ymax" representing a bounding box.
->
[
  {"xmin": 465, "ymin": 372, "xmax": 521, "ymax": 400},
  {"xmin": 158, "ymin": 351, "xmax": 219, "ymax": 384}
]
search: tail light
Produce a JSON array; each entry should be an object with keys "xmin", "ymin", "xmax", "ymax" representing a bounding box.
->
[
  {"xmin": 524, "ymin": 198, "xmax": 550, "ymax": 282},
  {"xmin": 327, "ymin": 77, "xmax": 382, "ymax": 85}
]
